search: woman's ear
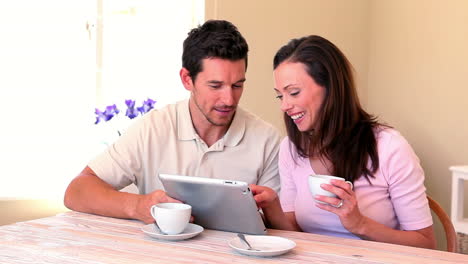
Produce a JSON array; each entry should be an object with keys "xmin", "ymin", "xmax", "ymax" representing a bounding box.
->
[{"xmin": 179, "ymin": 68, "xmax": 193, "ymax": 91}]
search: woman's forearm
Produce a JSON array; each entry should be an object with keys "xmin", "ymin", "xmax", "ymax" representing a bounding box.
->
[
  {"xmin": 353, "ymin": 216, "xmax": 436, "ymax": 249},
  {"xmin": 262, "ymin": 198, "xmax": 300, "ymax": 231}
]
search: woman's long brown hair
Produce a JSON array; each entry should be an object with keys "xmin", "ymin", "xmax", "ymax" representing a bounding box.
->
[{"xmin": 273, "ymin": 35, "xmax": 383, "ymax": 183}]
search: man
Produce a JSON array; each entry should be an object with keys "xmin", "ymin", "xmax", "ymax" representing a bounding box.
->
[{"xmin": 64, "ymin": 20, "xmax": 280, "ymax": 224}]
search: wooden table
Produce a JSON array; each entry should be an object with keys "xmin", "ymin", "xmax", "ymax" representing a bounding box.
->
[{"xmin": 1, "ymin": 211, "xmax": 467, "ymax": 263}]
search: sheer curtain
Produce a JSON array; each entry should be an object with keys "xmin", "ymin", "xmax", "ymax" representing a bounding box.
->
[{"xmin": 0, "ymin": 0, "xmax": 203, "ymax": 199}]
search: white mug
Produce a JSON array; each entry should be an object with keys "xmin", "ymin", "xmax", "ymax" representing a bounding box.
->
[
  {"xmin": 308, "ymin": 175, "xmax": 353, "ymax": 207},
  {"xmin": 150, "ymin": 203, "xmax": 191, "ymax": 235}
]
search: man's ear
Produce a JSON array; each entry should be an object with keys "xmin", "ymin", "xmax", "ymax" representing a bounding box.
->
[{"xmin": 179, "ymin": 68, "xmax": 193, "ymax": 92}]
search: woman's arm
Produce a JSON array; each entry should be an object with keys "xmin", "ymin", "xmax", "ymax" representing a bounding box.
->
[
  {"xmin": 316, "ymin": 179, "xmax": 436, "ymax": 249},
  {"xmin": 250, "ymin": 184, "xmax": 301, "ymax": 231},
  {"xmin": 352, "ymin": 217, "xmax": 435, "ymax": 249}
]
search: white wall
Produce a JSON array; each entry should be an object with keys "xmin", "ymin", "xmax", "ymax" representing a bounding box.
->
[{"xmin": 366, "ymin": 0, "xmax": 468, "ymax": 251}]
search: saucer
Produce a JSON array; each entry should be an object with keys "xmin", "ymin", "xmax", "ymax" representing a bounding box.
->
[
  {"xmin": 141, "ymin": 223, "xmax": 203, "ymax": 241},
  {"xmin": 229, "ymin": 235, "xmax": 296, "ymax": 257}
]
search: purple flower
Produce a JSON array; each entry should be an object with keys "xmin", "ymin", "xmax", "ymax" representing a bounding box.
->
[
  {"xmin": 94, "ymin": 98, "xmax": 155, "ymax": 125},
  {"xmin": 125, "ymin": 99, "xmax": 139, "ymax": 119},
  {"xmin": 95, "ymin": 104, "xmax": 120, "ymax": 124},
  {"xmin": 137, "ymin": 98, "xmax": 156, "ymax": 114}
]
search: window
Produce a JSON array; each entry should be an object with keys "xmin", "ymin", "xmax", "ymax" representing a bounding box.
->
[
  {"xmin": 0, "ymin": 0, "xmax": 204, "ymax": 199},
  {"xmin": 95, "ymin": 0, "xmax": 204, "ymax": 106}
]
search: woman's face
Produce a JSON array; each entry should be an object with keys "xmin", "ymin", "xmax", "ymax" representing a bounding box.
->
[{"xmin": 274, "ymin": 62, "xmax": 326, "ymax": 132}]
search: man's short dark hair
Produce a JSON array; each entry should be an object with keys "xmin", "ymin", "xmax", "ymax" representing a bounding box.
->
[{"xmin": 182, "ymin": 20, "xmax": 249, "ymax": 81}]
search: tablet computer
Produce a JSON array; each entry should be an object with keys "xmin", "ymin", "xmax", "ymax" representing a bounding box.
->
[{"xmin": 159, "ymin": 173, "xmax": 267, "ymax": 235}]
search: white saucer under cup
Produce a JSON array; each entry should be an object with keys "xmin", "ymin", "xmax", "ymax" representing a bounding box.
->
[
  {"xmin": 229, "ymin": 235, "xmax": 296, "ymax": 257},
  {"xmin": 141, "ymin": 223, "xmax": 204, "ymax": 241}
]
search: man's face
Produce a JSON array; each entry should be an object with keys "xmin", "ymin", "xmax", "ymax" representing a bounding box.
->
[{"xmin": 182, "ymin": 58, "xmax": 246, "ymax": 127}]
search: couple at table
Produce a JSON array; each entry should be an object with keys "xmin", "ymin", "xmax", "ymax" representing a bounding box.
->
[{"xmin": 64, "ymin": 20, "xmax": 436, "ymax": 249}]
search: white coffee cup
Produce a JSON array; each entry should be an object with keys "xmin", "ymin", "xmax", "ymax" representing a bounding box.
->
[
  {"xmin": 308, "ymin": 175, "xmax": 353, "ymax": 206},
  {"xmin": 150, "ymin": 203, "xmax": 191, "ymax": 235}
]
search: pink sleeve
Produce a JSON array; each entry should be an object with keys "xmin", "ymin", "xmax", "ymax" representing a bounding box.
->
[
  {"xmin": 381, "ymin": 131, "xmax": 433, "ymax": 230},
  {"xmin": 278, "ymin": 138, "xmax": 297, "ymax": 212}
]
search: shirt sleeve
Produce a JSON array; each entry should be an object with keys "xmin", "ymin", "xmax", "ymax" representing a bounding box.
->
[
  {"xmin": 381, "ymin": 130, "xmax": 433, "ymax": 230},
  {"xmin": 88, "ymin": 116, "xmax": 146, "ymax": 190},
  {"xmin": 279, "ymin": 138, "xmax": 297, "ymax": 212}
]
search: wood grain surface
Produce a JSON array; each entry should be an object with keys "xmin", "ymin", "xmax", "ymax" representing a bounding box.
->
[{"xmin": 1, "ymin": 211, "xmax": 467, "ymax": 263}]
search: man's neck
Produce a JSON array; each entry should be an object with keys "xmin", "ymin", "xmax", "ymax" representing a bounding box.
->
[
  {"xmin": 195, "ymin": 125, "xmax": 227, "ymax": 147},
  {"xmin": 188, "ymin": 100, "xmax": 231, "ymax": 147}
]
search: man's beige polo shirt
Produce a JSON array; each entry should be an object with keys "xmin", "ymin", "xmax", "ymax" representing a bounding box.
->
[{"xmin": 89, "ymin": 99, "xmax": 281, "ymax": 194}]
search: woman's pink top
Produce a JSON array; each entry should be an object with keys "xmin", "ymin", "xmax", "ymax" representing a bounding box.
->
[{"xmin": 279, "ymin": 128, "xmax": 433, "ymax": 239}]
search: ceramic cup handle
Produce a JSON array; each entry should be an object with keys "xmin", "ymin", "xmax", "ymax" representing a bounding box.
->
[{"xmin": 150, "ymin": 205, "xmax": 157, "ymax": 220}]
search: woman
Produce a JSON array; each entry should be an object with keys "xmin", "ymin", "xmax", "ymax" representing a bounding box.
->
[{"xmin": 252, "ymin": 35, "xmax": 436, "ymax": 249}]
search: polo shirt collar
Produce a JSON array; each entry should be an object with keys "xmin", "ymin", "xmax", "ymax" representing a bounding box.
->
[
  {"xmin": 177, "ymin": 99, "xmax": 197, "ymax": 141},
  {"xmin": 176, "ymin": 99, "xmax": 246, "ymax": 147},
  {"xmin": 223, "ymin": 107, "xmax": 245, "ymax": 147}
]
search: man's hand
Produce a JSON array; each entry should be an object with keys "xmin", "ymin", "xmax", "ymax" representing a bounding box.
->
[{"xmin": 134, "ymin": 190, "xmax": 181, "ymax": 224}]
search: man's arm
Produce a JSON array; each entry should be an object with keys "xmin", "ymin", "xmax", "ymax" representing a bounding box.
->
[{"xmin": 64, "ymin": 166, "xmax": 179, "ymax": 223}]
